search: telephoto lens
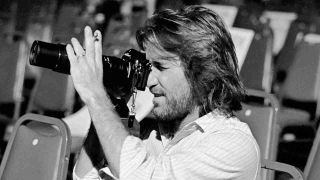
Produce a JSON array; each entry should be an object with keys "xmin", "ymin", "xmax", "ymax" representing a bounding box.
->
[
  {"xmin": 29, "ymin": 40, "xmax": 70, "ymax": 74},
  {"xmin": 29, "ymin": 40, "xmax": 151, "ymax": 98}
]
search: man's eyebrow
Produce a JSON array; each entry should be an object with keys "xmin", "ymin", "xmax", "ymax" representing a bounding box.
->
[
  {"xmin": 150, "ymin": 55, "xmax": 178, "ymax": 62},
  {"xmin": 151, "ymin": 58, "xmax": 182, "ymax": 69}
]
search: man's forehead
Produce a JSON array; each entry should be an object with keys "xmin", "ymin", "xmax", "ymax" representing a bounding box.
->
[{"xmin": 145, "ymin": 47, "xmax": 179, "ymax": 62}]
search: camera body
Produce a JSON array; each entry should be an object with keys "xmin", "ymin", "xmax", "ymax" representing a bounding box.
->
[{"xmin": 29, "ymin": 40, "xmax": 152, "ymax": 98}]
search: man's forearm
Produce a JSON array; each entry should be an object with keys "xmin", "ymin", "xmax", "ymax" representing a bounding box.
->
[{"xmin": 85, "ymin": 91, "xmax": 130, "ymax": 178}]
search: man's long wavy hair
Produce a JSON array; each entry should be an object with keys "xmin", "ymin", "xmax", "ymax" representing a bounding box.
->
[{"xmin": 136, "ymin": 5, "xmax": 245, "ymax": 117}]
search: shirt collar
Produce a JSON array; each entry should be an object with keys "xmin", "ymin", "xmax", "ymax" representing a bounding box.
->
[
  {"xmin": 180, "ymin": 109, "xmax": 227, "ymax": 133},
  {"xmin": 161, "ymin": 111, "xmax": 224, "ymax": 150}
]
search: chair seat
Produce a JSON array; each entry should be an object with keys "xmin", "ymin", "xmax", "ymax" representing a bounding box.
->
[{"xmin": 278, "ymin": 107, "xmax": 310, "ymax": 127}]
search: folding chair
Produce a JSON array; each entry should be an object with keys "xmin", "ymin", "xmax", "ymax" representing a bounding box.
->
[
  {"xmin": 239, "ymin": 26, "xmax": 274, "ymax": 93},
  {"xmin": 234, "ymin": 5, "xmax": 274, "ymax": 93},
  {"xmin": 274, "ymin": 17, "xmax": 314, "ymax": 85},
  {"xmin": 26, "ymin": 68, "xmax": 76, "ymax": 118},
  {"xmin": 232, "ymin": 2, "xmax": 264, "ymax": 30},
  {"xmin": 236, "ymin": 89, "xmax": 280, "ymax": 180},
  {"xmin": 0, "ymin": 113, "xmax": 71, "ymax": 180},
  {"xmin": 261, "ymin": 11, "xmax": 297, "ymax": 56},
  {"xmin": 276, "ymin": 41, "xmax": 320, "ymax": 138}
]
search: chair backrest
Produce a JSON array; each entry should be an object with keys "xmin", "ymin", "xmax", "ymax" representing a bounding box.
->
[
  {"xmin": 279, "ymin": 41, "xmax": 320, "ymax": 103},
  {"xmin": 235, "ymin": 89, "xmax": 280, "ymax": 180},
  {"xmin": 275, "ymin": 17, "xmax": 314, "ymax": 76},
  {"xmin": 304, "ymin": 123, "xmax": 320, "ymax": 180},
  {"xmin": 26, "ymin": 68, "xmax": 75, "ymax": 117},
  {"xmin": 233, "ymin": 3, "xmax": 264, "ymax": 30},
  {"xmin": 239, "ymin": 20, "xmax": 274, "ymax": 92},
  {"xmin": 0, "ymin": 113, "xmax": 71, "ymax": 180},
  {"xmin": 261, "ymin": 11, "xmax": 297, "ymax": 56},
  {"xmin": 278, "ymin": 40, "xmax": 320, "ymax": 121},
  {"xmin": 237, "ymin": 89, "xmax": 280, "ymax": 160}
]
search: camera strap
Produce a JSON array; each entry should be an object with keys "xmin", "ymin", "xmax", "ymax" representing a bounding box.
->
[{"xmin": 128, "ymin": 87, "xmax": 137, "ymax": 128}]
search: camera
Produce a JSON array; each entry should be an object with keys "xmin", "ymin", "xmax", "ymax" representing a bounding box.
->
[{"xmin": 29, "ymin": 40, "xmax": 152, "ymax": 98}]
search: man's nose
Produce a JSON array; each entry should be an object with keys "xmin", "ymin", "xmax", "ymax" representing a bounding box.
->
[{"xmin": 146, "ymin": 68, "xmax": 157, "ymax": 89}]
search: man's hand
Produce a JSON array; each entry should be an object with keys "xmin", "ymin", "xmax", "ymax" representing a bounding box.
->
[{"xmin": 66, "ymin": 26, "xmax": 105, "ymax": 104}]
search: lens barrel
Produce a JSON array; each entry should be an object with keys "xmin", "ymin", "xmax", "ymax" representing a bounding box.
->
[
  {"xmin": 29, "ymin": 40, "xmax": 151, "ymax": 98},
  {"xmin": 29, "ymin": 40, "xmax": 70, "ymax": 74}
]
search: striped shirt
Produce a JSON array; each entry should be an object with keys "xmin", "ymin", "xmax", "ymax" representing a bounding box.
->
[{"xmin": 74, "ymin": 112, "xmax": 261, "ymax": 180}]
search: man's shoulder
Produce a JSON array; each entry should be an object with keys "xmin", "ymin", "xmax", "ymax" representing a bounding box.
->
[{"xmin": 196, "ymin": 112, "xmax": 252, "ymax": 135}]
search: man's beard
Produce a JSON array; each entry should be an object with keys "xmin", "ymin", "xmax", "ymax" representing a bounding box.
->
[{"xmin": 152, "ymin": 91, "xmax": 196, "ymax": 138}]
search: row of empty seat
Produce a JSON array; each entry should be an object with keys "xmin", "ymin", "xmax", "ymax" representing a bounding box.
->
[
  {"xmin": 0, "ymin": 1, "xmax": 320, "ymax": 180},
  {"xmin": 212, "ymin": 4, "xmax": 320, "ymax": 173}
]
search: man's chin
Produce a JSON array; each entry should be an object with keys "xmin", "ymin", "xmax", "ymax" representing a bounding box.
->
[{"xmin": 151, "ymin": 106, "xmax": 166, "ymax": 119}]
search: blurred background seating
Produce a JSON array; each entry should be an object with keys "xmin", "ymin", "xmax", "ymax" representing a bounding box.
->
[
  {"xmin": 25, "ymin": 69, "xmax": 75, "ymax": 118},
  {"xmin": 1, "ymin": 0, "xmax": 320, "ymax": 179},
  {"xmin": 236, "ymin": 89, "xmax": 280, "ymax": 180}
]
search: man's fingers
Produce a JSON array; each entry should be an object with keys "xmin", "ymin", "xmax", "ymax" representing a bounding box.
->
[
  {"xmin": 71, "ymin": 38, "xmax": 85, "ymax": 57},
  {"xmin": 94, "ymin": 30, "xmax": 103, "ymax": 67},
  {"xmin": 84, "ymin": 26, "xmax": 95, "ymax": 60},
  {"xmin": 66, "ymin": 44, "xmax": 77, "ymax": 66}
]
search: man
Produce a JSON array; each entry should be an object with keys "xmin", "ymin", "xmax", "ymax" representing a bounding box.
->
[{"xmin": 66, "ymin": 5, "xmax": 260, "ymax": 180}]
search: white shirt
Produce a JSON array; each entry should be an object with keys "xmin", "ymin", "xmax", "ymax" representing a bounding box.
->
[{"xmin": 74, "ymin": 112, "xmax": 261, "ymax": 180}]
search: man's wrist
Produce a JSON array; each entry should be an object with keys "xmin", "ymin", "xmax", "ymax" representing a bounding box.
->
[{"xmin": 83, "ymin": 88, "xmax": 114, "ymax": 110}]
